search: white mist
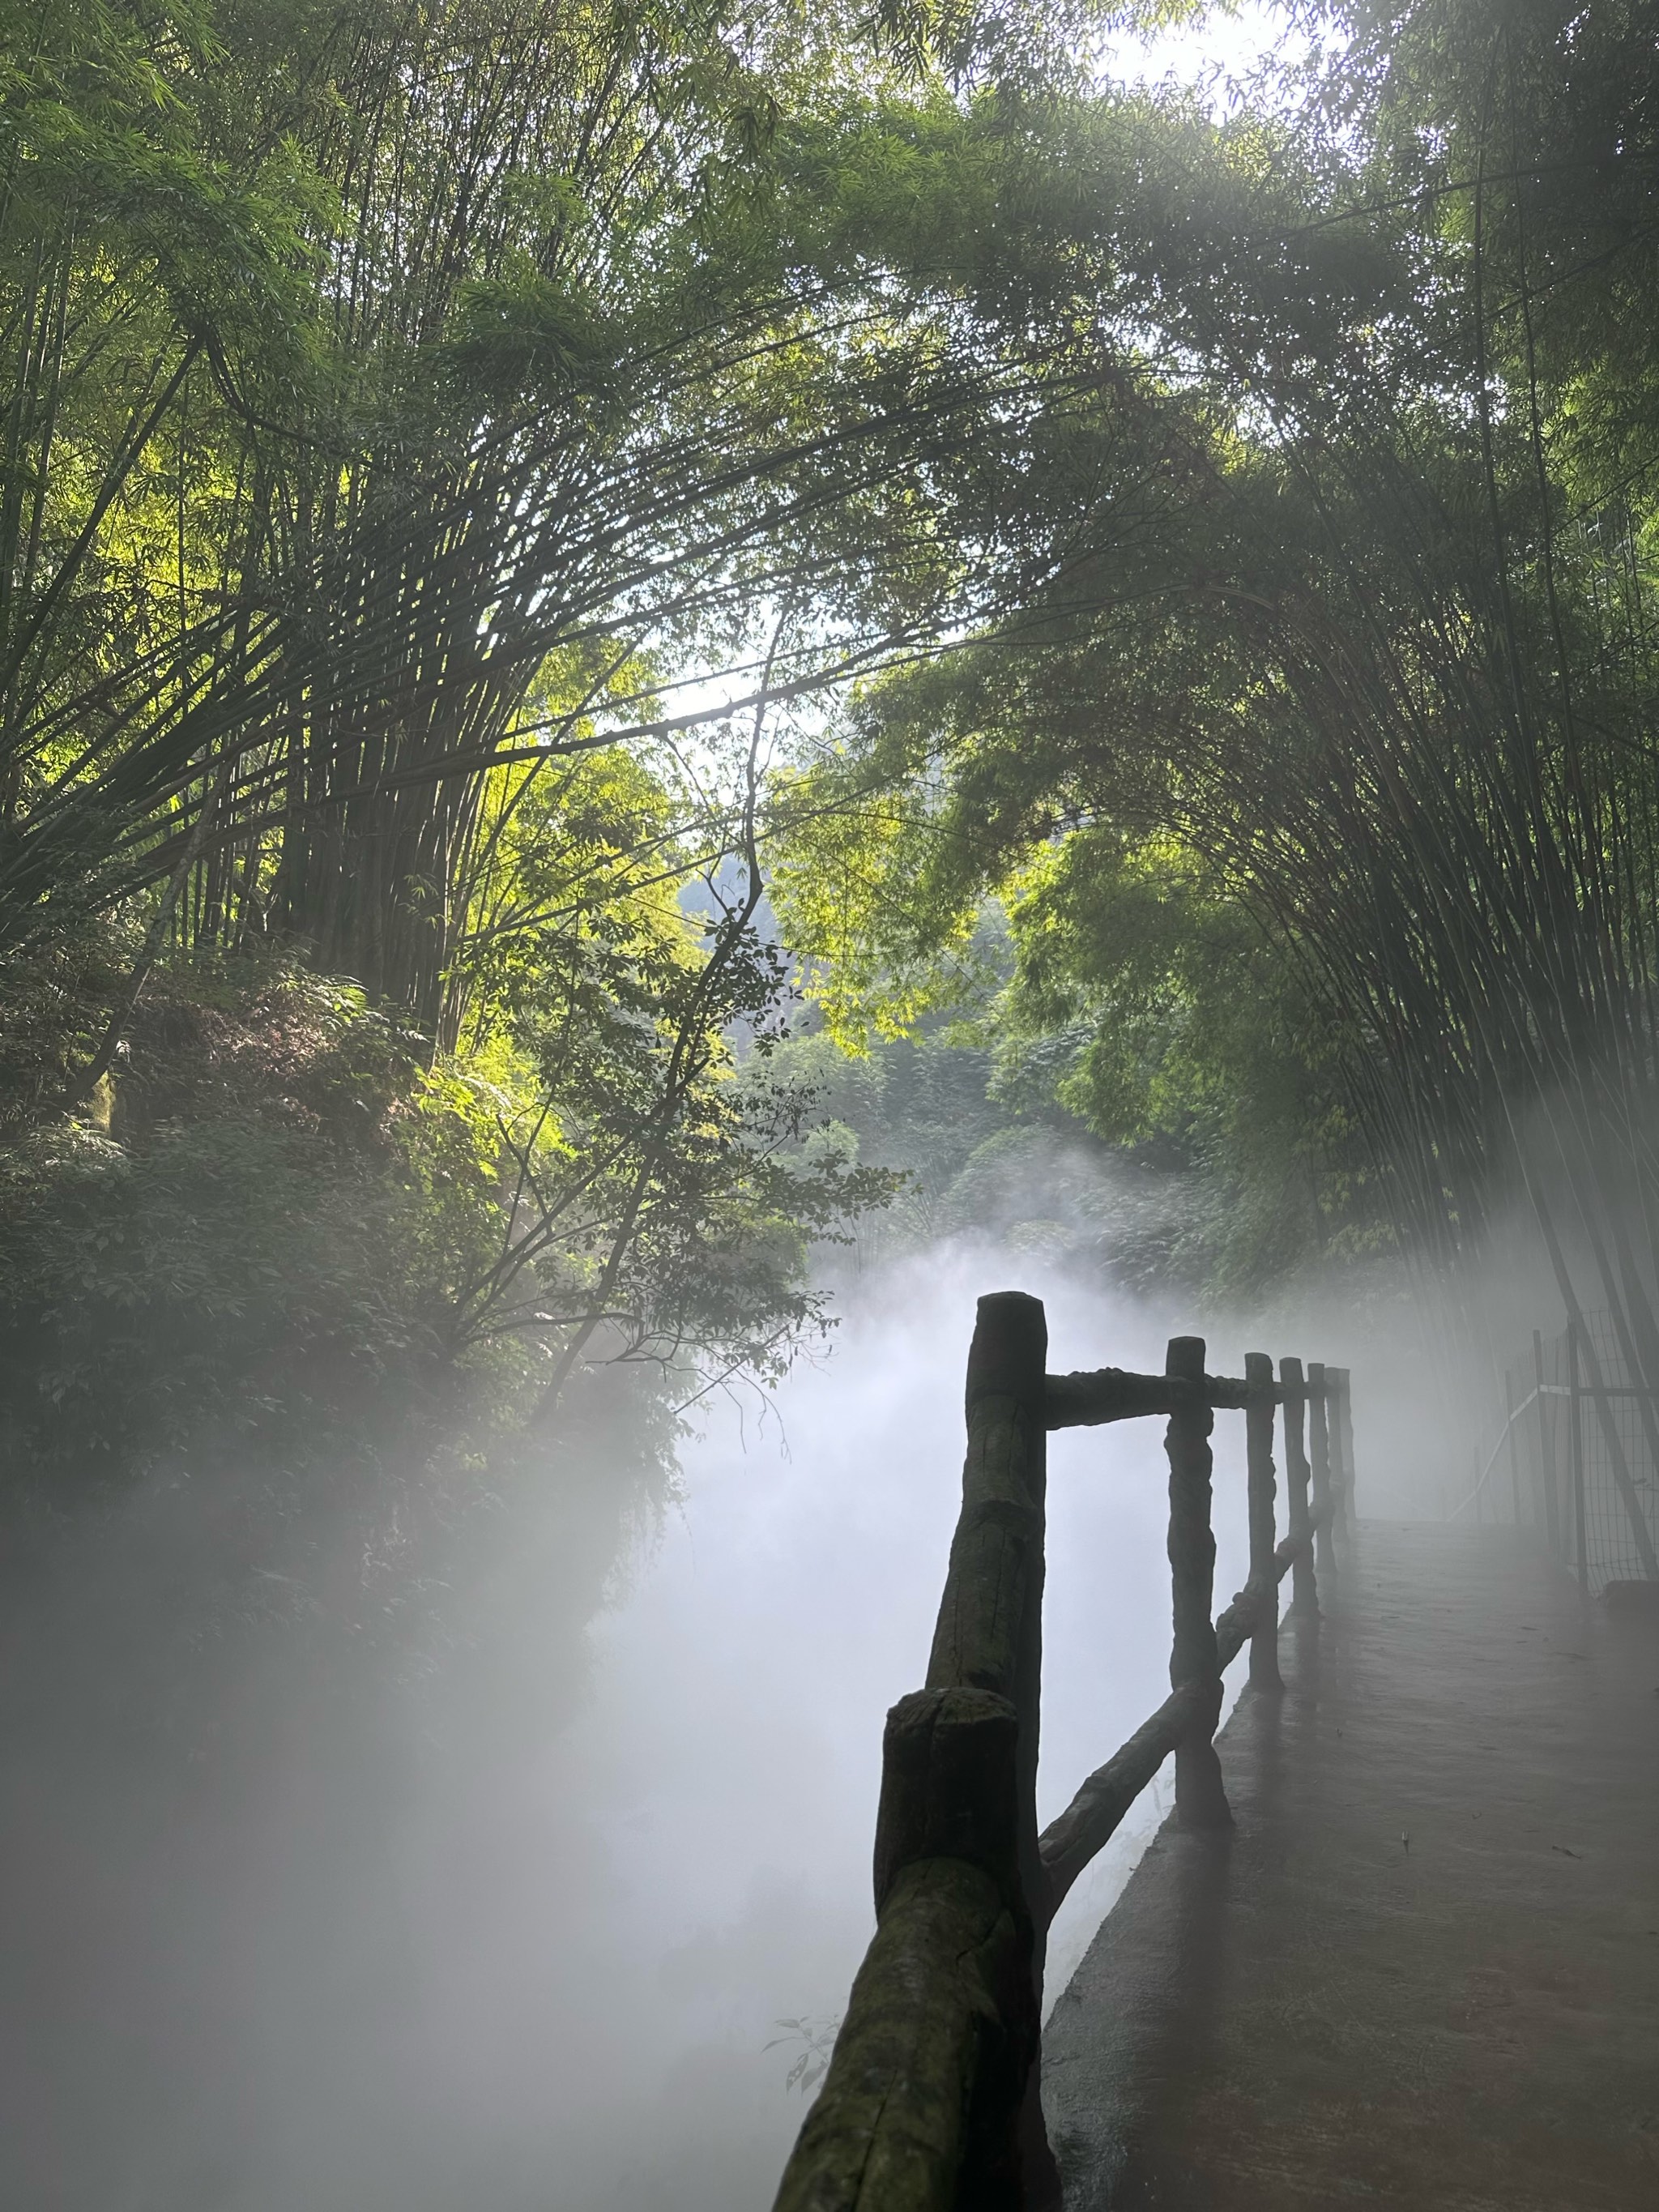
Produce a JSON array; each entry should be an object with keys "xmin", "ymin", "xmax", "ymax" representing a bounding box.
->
[{"xmin": 534, "ymin": 1247, "xmax": 1252, "ymax": 2210}]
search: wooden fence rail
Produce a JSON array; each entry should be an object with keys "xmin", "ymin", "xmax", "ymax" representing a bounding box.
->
[{"xmin": 773, "ymin": 1292, "xmax": 1352, "ymax": 2212}]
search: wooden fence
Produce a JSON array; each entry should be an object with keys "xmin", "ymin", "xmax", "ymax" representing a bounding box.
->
[
  {"xmin": 1458, "ymin": 1312, "xmax": 1659, "ymax": 1593},
  {"xmin": 771, "ymin": 1292, "xmax": 1353, "ymax": 2212}
]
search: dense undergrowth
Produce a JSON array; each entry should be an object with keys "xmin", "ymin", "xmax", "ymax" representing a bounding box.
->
[{"xmin": 1, "ymin": 950, "xmax": 483, "ymax": 1473}]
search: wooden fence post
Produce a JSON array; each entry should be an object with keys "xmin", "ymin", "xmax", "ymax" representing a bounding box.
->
[
  {"xmin": 1335, "ymin": 1367, "xmax": 1357, "ymax": 1534},
  {"xmin": 1280, "ymin": 1356, "xmax": 1317, "ymax": 1616},
  {"xmin": 1324, "ymin": 1367, "xmax": 1349, "ymax": 1546},
  {"xmin": 1534, "ymin": 1328, "xmax": 1561, "ymax": 1560},
  {"xmin": 774, "ymin": 1292, "xmax": 1051, "ymax": 2212},
  {"xmin": 930, "ymin": 1288, "xmax": 1052, "ymax": 2206},
  {"xmin": 1308, "ymin": 1361, "xmax": 1334, "ymax": 1579},
  {"xmin": 929, "ymin": 1291, "xmax": 1049, "ymax": 1921},
  {"xmin": 1165, "ymin": 1335, "xmax": 1231, "ymax": 1829},
  {"xmin": 1244, "ymin": 1352, "xmax": 1283, "ymax": 1693},
  {"xmin": 1567, "ymin": 1317, "xmax": 1589, "ymax": 1590}
]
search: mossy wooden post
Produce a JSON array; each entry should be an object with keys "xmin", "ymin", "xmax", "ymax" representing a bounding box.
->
[
  {"xmin": 772, "ymin": 1292, "xmax": 1048, "ymax": 2212},
  {"xmin": 1166, "ymin": 1335, "xmax": 1231, "ymax": 1828},
  {"xmin": 931, "ymin": 1291, "xmax": 1055, "ymax": 2209},
  {"xmin": 1307, "ymin": 1361, "xmax": 1334, "ymax": 1579},
  {"xmin": 1325, "ymin": 1368, "xmax": 1351, "ymax": 1540},
  {"xmin": 1335, "ymin": 1368, "xmax": 1357, "ymax": 1534},
  {"xmin": 1321, "ymin": 1365, "xmax": 1346, "ymax": 1546},
  {"xmin": 1244, "ymin": 1352, "xmax": 1283, "ymax": 1693},
  {"xmin": 926, "ymin": 1291, "xmax": 1047, "ymax": 1938},
  {"xmin": 1280, "ymin": 1356, "xmax": 1317, "ymax": 1616}
]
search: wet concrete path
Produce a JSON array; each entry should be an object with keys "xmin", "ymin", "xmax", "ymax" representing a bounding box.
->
[{"xmin": 1042, "ymin": 1522, "xmax": 1659, "ymax": 2210}]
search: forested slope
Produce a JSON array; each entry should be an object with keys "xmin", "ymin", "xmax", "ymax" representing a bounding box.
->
[
  {"xmin": 0, "ymin": 0, "xmax": 1119, "ymax": 1487},
  {"xmin": 10, "ymin": 0, "xmax": 1659, "ymax": 1494}
]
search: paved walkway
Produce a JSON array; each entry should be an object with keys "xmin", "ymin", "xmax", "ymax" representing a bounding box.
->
[{"xmin": 1042, "ymin": 1522, "xmax": 1659, "ymax": 2210}]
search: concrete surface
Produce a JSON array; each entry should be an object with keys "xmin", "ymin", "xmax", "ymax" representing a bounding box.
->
[{"xmin": 1042, "ymin": 1522, "xmax": 1659, "ymax": 2210}]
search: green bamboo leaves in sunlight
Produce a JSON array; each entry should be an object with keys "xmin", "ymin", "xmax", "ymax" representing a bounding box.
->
[{"xmin": 13, "ymin": 0, "xmax": 1659, "ymax": 1453}]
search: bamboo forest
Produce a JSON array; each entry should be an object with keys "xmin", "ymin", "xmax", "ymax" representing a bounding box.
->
[{"xmin": 3, "ymin": 2, "xmax": 1657, "ymax": 2208}]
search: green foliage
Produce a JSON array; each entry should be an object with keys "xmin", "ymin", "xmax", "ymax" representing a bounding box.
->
[
  {"xmin": 0, "ymin": 964, "xmax": 494, "ymax": 1469},
  {"xmin": 996, "ymin": 832, "xmax": 1386, "ymax": 1292},
  {"xmin": 2, "ymin": 0, "xmax": 1086, "ymax": 1472},
  {"xmin": 16, "ymin": 0, "xmax": 1659, "ymax": 1463},
  {"xmin": 763, "ymin": 1, "xmax": 1659, "ymax": 1331},
  {"xmin": 431, "ymin": 741, "xmax": 896, "ymax": 1392},
  {"xmin": 0, "ymin": 0, "xmax": 1179, "ymax": 1022},
  {"xmin": 757, "ymin": 1008, "xmax": 1205, "ymax": 1292},
  {"xmin": 0, "ymin": 722, "xmax": 898, "ymax": 1471}
]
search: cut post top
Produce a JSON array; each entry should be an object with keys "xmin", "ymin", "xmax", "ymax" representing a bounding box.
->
[
  {"xmin": 1166, "ymin": 1334, "xmax": 1205, "ymax": 1381},
  {"xmin": 965, "ymin": 1290, "xmax": 1048, "ymax": 1424}
]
